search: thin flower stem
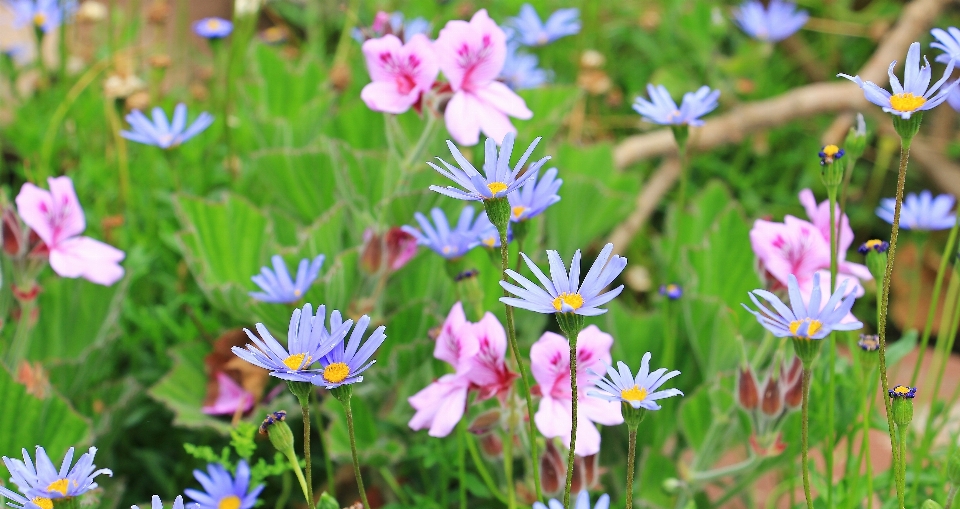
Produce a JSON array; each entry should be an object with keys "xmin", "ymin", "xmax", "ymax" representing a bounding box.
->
[
  {"xmin": 342, "ymin": 396, "xmax": 371, "ymax": 509},
  {"xmin": 826, "ymin": 189, "xmax": 838, "ymax": 509},
  {"xmin": 503, "ymin": 409, "xmax": 517, "ymax": 509},
  {"xmin": 896, "ymin": 425, "xmax": 907, "ymax": 509},
  {"xmin": 297, "ymin": 395, "xmax": 315, "ymax": 507},
  {"xmin": 465, "ymin": 430, "xmax": 509, "ymax": 504},
  {"xmin": 282, "ymin": 449, "xmax": 310, "ymax": 503},
  {"xmin": 562, "ymin": 334, "xmax": 579, "ymax": 509},
  {"xmin": 877, "ymin": 140, "xmax": 912, "ymax": 507},
  {"xmin": 401, "ymin": 113, "xmax": 438, "ymax": 173},
  {"xmin": 497, "ymin": 230, "xmax": 542, "ymax": 502},
  {"xmin": 457, "ymin": 421, "xmax": 468, "ymax": 509},
  {"xmin": 801, "ymin": 367, "xmax": 814, "ymax": 509},
  {"xmin": 626, "ymin": 428, "xmax": 638, "ymax": 509},
  {"xmin": 911, "ymin": 207, "xmax": 960, "ymax": 386},
  {"xmin": 6, "ymin": 297, "xmax": 37, "ymax": 368},
  {"xmin": 688, "ymin": 456, "xmax": 758, "ymax": 483},
  {"xmin": 676, "ymin": 143, "xmax": 689, "ymax": 214},
  {"xmin": 946, "ymin": 485, "xmax": 958, "ymax": 509}
]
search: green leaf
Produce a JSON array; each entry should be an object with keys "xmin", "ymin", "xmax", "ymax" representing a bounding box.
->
[
  {"xmin": 0, "ymin": 365, "xmax": 91, "ymax": 479},
  {"xmin": 147, "ymin": 343, "xmax": 231, "ymax": 434}
]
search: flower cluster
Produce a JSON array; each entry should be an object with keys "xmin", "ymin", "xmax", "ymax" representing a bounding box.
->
[
  {"xmin": 408, "ymin": 302, "xmax": 518, "ymax": 437},
  {"xmin": 0, "ymin": 446, "xmax": 112, "ymax": 508}
]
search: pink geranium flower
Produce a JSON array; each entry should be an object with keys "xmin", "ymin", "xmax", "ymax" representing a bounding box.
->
[
  {"xmin": 434, "ymin": 9, "xmax": 533, "ymax": 146},
  {"xmin": 530, "ymin": 325, "xmax": 623, "ymax": 456},
  {"xmin": 361, "ymin": 34, "xmax": 439, "ymax": 114},
  {"xmin": 797, "ymin": 189, "xmax": 872, "ymax": 288},
  {"xmin": 408, "ymin": 302, "xmax": 517, "ymax": 437},
  {"xmin": 16, "ymin": 177, "xmax": 125, "ymax": 286},
  {"xmin": 202, "ymin": 372, "xmax": 255, "ymax": 415}
]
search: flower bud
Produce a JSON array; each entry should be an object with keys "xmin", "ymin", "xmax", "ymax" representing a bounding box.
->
[
  {"xmin": 659, "ymin": 283, "xmax": 683, "ymax": 300},
  {"xmin": 843, "ymin": 113, "xmax": 868, "ymax": 161},
  {"xmin": 859, "ymin": 240, "xmax": 889, "ymax": 282},
  {"xmin": 920, "ymin": 500, "xmax": 943, "ymax": 509},
  {"xmin": 948, "ymin": 449, "xmax": 960, "ymax": 485},
  {"xmin": 260, "ymin": 411, "xmax": 295, "ymax": 456},
  {"xmin": 540, "ymin": 440, "xmax": 564, "ymax": 496},
  {"xmin": 888, "ymin": 385, "xmax": 916, "ymax": 427},
  {"xmin": 468, "ymin": 409, "xmax": 502, "ymax": 435},
  {"xmin": 662, "ymin": 478, "xmax": 683, "ymax": 494},
  {"xmin": 737, "ymin": 367, "xmax": 759, "ymax": 410},
  {"xmin": 760, "ymin": 376, "xmax": 783, "ymax": 417},
  {"xmin": 857, "ymin": 334, "xmax": 880, "ymax": 376},
  {"xmin": 893, "ymin": 112, "xmax": 923, "ymax": 142},
  {"xmin": 783, "ymin": 361, "xmax": 803, "ymax": 409},
  {"xmin": 479, "ymin": 433, "xmax": 503, "ymax": 458}
]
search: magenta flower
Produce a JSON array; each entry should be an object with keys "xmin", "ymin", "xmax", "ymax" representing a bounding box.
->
[
  {"xmin": 360, "ymin": 34, "xmax": 438, "ymax": 114},
  {"xmin": 797, "ymin": 189, "xmax": 872, "ymax": 287},
  {"xmin": 434, "ymin": 9, "xmax": 533, "ymax": 146},
  {"xmin": 530, "ymin": 326, "xmax": 623, "ymax": 456},
  {"xmin": 201, "ymin": 372, "xmax": 254, "ymax": 416},
  {"xmin": 15, "ymin": 177, "xmax": 125, "ymax": 286},
  {"xmin": 408, "ymin": 302, "xmax": 518, "ymax": 437}
]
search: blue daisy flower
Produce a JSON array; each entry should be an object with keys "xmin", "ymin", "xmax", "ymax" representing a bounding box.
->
[
  {"xmin": 312, "ymin": 310, "xmax": 387, "ymax": 389},
  {"xmin": 839, "ymin": 42, "xmax": 957, "ymax": 119},
  {"xmin": 193, "ymin": 17, "xmax": 233, "ymax": 39},
  {"xmin": 185, "ymin": 461, "xmax": 263, "ymax": 509},
  {"xmin": 9, "ymin": 0, "xmax": 76, "ymax": 34},
  {"xmin": 120, "ymin": 103, "xmax": 214, "ymax": 149},
  {"xmin": 742, "ymin": 272, "xmax": 862, "ymax": 340},
  {"xmin": 507, "ymin": 4, "xmax": 580, "ymax": 46},
  {"xmin": 401, "ymin": 207, "xmax": 493, "ymax": 259},
  {"xmin": 428, "ymin": 132, "xmax": 550, "ymax": 201},
  {"xmin": 588, "ymin": 353, "xmax": 684, "ymax": 410},
  {"xmin": 2, "ymin": 446, "xmax": 111, "ymax": 502},
  {"xmin": 500, "ymin": 42, "xmax": 551, "ymax": 91},
  {"xmin": 931, "ymin": 27, "xmax": 960, "ymax": 64},
  {"xmin": 733, "ymin": 0, "xmax": 808, "ymax": 42},
  {"xmin": 500, "ymin": 242, "xmax": 627, "ymax": 316},
  {"xmin": 508, "ymin": 167, "xmax": 561, "ymax": 222},
  {"xmin": 632, "ymin": 84, "xmax": 721, "ymax": 127},
  {"xmin": 232, "ymin": 303, "xmax": 351, "ymax": 382},
  {"xmin": 249, "ymin": 254, "xmax": 325, "ymax": 304},
  {"xmin": 876, "ymin": 190, "xmax": 956, "ymax": 230},
  {"xmin": 534, "ymin": 491, "xmax": 610, "ymax": 509}
]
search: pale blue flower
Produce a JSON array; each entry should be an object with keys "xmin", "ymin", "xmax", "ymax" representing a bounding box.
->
[
  {"xmin": 588, "ymin": 353, "xmax": 684, "ymax": 410},
  {"xmin": 2, "ymin": 446, "xmax": 111, "ymax": 501},
  {"xmin": 185, "ymin": 461, "xmax": 263, "ymax": 509},
  {"xmin": 401, "ymin": 207, "xmax": 492, "ymax": 259},
  {"xmin": 876, "ymin": 190, "xmax": 956, "ymax": 230},
  {"xmin": 313, "ymin": 310, "xmax": 387, "ymax": 389},
  {"xmin": 733, "ymin": 0, "xmax": 808, "ymax": 42},
  {"xmin": 193, "ymin": 17, "xmax": 233, "ymax": 39},
  {"xmin": 0, "ymin": 486, "xmax": 44, "ymax": 509},
  {"xmin": 742, "ymin": 272, "xmax": 862, "ymax": 340},
  {"xmin": 429, "ymin": 132, "xmax": 550, "ymax": 201},
  {"xmin": 508, "ymin": 4, "xmax": 580, "ymax": 46},
  {"xmin": 232, "ymin": 303, "xmax": 351, "ymax": 382},
  {"xmin": 533, "ymin": 491, "xmax": 609, "ymax": 509},
  {"xmin": 838, "ymin": 42, "xmax": 957, "ymax": 119},
  {"xmin": 931, "ymin": 27, "xmax": 960, "ymax": 64},
  {"xmin": 9, "ymin": 0, "xmax": 76, "ymax": 33},
  {"xmin": 249, "ymin": 254, "xmax": 324, "ymax": 303},
  {"xmin": 501, "ymin": 242, "xmax": 627, "ymax": 316},
  {"xmin": 120, "ymin": 103, "xmax": 214, "ymax": 149},
  {"xmin": 500, "ymin": 42, "xmax": 551, "ymax": 90},
  {"xmin": 632, "ymin": 84, "xmax": 721, "ymax": 126},
  {"xmin": 508, "ymin": 167, "xmax": 561, "ymax": 221}
]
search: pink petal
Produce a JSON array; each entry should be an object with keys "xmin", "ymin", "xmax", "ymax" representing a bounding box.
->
[
  {"xmin": 361, "ymin": 35, "xmax": 405, "ymax": 83},
  {"xmin": 750, "ymin": 217, "xmax": 831, "ymax": 290},
  {"xmin": 361, "ymin": 81, "xmax": 418, "ymax": 114},
  {"xmin": 405, "ymin": 34, "xmax": 440, "ymax": 92},
  {"xmin": 463, "ymin": 312, "xmax": 508, "ymax": 386},
  {"xmin": 838, "ymin": 261, "xmax": 873, "ymax": 283},
  {"xmin": 574, "ymin": 325, "xmax": 614, "ymax": 381},
  {"xmin": 49, "ymin": 236, "xmax": 125, "ymax": 286},
  {"xmin": 15, "ymin": 183, "xmax": 55, "ymax": 246},
  {"xmin": 444, "ymin": 91, "xmax": 483, "ymax": 146},
  {"xmin": 477, "ymin": 106, "xmax": 517, "ymax": 147},
  {"xmin": 535, "ymin": 394, "xmax": 572, "ymax": 443},
  {"xmin": 578, "ymin": 394, "xmax": 623, "ymax": 427},
  {"xmin": 572, "ymin": 414, "xmax": 603, "ymax": 457},
  {"xmin": 475, "ymin": 81, "xmax": 533, "ymax": 120},
  {"xmin": 798, "ymin": 189, "xmax": 855, "ymax": 254},
  {"xmin": 434, "ymin": 9, "xmax": 506, "ymax": 91},
  {"xmin": 530, "ymin": 331, "xmax": 569, "ymax": 390},
  {"xmin": 434, "ymin": 302, "xmax": 478, "ymax": 369},
  {"xmin": 47, "ymin": 176, "xmax": 86, "ymax": 241},
  {"xmin": 202, "ymin": 372, "xmax": 254, "ymax": 415},
  {"xmin": 407, "ymin": 374, "xmax": 470, "ymax": 437}
]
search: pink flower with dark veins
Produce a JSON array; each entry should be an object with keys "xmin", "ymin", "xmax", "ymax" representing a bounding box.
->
[
  {"xmin": 16, "ymin": 177, "xmax": 125, "ymax": 286},
  {"xmin": 530, "ymin": 325, "xmax": 623, "ymax": 456},
  {"xmin": 750, "ymin": 215, "xmax": 830, "ymax": 293},
  {"xmin": 798, "ymin": 189, "xmax": 872, "ymax": 290},
  {"xmin": 361, "ymin": 34, "xmax": 438, "ymax": 114},
  {"xmin": 434, "ymin": 9, "xmax": 533, "ymax": 146},
  {"xmin": 202, "ymin": 372, "xmax": 255, "ymax": 415}
]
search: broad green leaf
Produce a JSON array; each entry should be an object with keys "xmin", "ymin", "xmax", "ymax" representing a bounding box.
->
[
  {"xmin": 244, "ymin": 150, "xmax": 338, "ymax": 223},
  {"xmin": 147, "ymin": 342, "xmax": 231, "ymax": 434},
  {"xmin": 0, "ymin": 365, "xmax": 91, "ymax": 478}
]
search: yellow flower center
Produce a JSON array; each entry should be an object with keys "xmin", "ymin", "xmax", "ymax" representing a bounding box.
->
[
  {"xmin": 487, "ymin": 182, "xmax": 508, "ymax": 195},
  {"xmin": 512, "ymin": 206, "xmax": 527, "ymax": 219},
  {"xmin": 789, "ymin": 318, "xmax": 823, "ymax": 338},
  {"xmin": 293, "ymin": 289, "xmax": 302, "ymax": 297},
  {"xmin": 865, "ymin": 239, "xmax": 883, "ymax": 249},
  {"xmin": 218, "ymin": 495, "xmax": 241, "ymax": 509},
  {"xmin": 32, "ymin": 498, "xmax": 53, "ymax": 509},
  {"xmin": 282, "ymin": 353, "xmax": 311, "ymax": 371},
  {"xmin": 889, "ymin": 93, "xmax": 926, "ymax": 112},
  {"xmin": 893, "ymin": 385, "xmax": 911, "ymax": 395},
  {"xmin": 822, "ymin": 145, "xmax": 840, "ymax": 157},
  {"xmin": 33, "ymin": 13, "xmax": 47, "ymax": 26},
  {"xmin": 620, "ymin": 384, "xmax": 648, "ymax": 403},
  {"xmin": 207, "ymin": 19, "xmax": 221, "ymax": 30},
  {"xmin": 46, "ymin": 479, "xmax": 69, "ymax": 496},
  {"xmin": 323, "ymin": 362, "xmax": 350, "ymax": 384},
  {"xmin": 482, "ymin": 237, "xmax": 496, "ymax": 247},
  {"xmin": 551, "ymin": 292, "xmax": 584, "ymax": 312}
]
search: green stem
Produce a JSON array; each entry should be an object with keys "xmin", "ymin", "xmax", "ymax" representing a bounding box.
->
[
  {"xmin": 6, "ymin": 296, "xmax": 36, "ymax": 369},
  {"xmin": 497, "ymin": 229, "xmax": 542, "ymax": 502},
  {"xmin": 801, "ymin": 367, "xmax": 814, "ymax": 509},
  {"xmin": 342, "ymin": 395, "xmax": 371, "ymax": 509},
  {"xmin": 676, "ymin": 141, "xmax": 689, "ymax": 214},
  {"xmin": 401, "ymin": 113, "xmax": 437, "ymax": 172},
  {"xmin": 457, "ymin": 421, "xmax": 467, "ymax": 509},
  {"xmin": 626, "ymin": 428, "xmax": 637, "ymax": 509},
  {"xmin": 896, "ymin": 425, "xmax": 907, "ymax": 509},
  {"xmin": 297, "ymin": 395, "xmax": 315, "ymax": 507},
  {"xmin": 688, "ymin": 456, "xmax": 758, "ymax": 483},
  {"xmin": 878, "ymin": 140, "xmax": 912, "ymax": 506},
  {"xmin": 282, "ymin": 449, "xmax": 310, "ymax": 503},
  {"xmin": 946, "ymin": 486, "xmax": 958, "ymax": 509},
  {"xmin": 464, "ymin": 431, "xmax": 509, "ymax": 504},
  {"xmin": 562, "ymin": 333, "xmax": 579, "ymax": 509},
  {"xmin": 379, "ymin": 466, "xmax": 412, "ymax": 506},
  {"xmin": 826, "ymin": 189, "xmax": 838, "ymax": 509},
  {"xmin": 911, "ymin": 207, "xmax": 960, "ymax": 386},
  {"xmin": 503, "ymin": 409, "xmax": 516, "ymax": 509}
]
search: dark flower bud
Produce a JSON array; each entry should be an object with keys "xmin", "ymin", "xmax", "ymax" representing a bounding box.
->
[
  {"xmin": 819, "ymin": 144, "xmax": 845, "ymax": 166},
  {"xmin": 737, "ymin": 367, "xmax": 759, "ymax": 410},
  {"xmin": 760, "ymin": 376, "xmax": 783, "ymax": 417},
  {"xmin": 783, "ymin": 365, "xmax": 804, "ymax": 409},
  {"xmin": 659, "ymin": 283, "xmax": 683, "ymax": 300},
  {"xmin": 540, "ymin": 440, "xmax": 565, "ymax": 496},
  {"xmin": 468, "ymin": 409, "xmax": 501, "ymax": 435},
  {"xmin": 888, "ymin": 385, "xmax": 916, "ymax": 427}
]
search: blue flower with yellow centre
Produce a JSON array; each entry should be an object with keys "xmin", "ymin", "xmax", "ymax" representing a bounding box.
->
[
  {"xmin": 818, "ymin": 145, "xmax": 844, "ymax": 166},
  {"xmin": 401, "ymin": 207, "xmax": 493, "ymax": 259},
  {"xmin": 508, "ymin": 167, "xmax": 562, "ymax": 222},
  {"xmin": 120, "ymin": 104, "xmax": 214, "ymax": 149},
  {"xmin": 858, "ymin": 239, "xmax": 890, "ymax": 254},
  {"xmin": 312, "ymin": 310, "xmax": 387, "ymax": 389},
  {"xmin": 588, "ymin": 353, "xmax": 683, "ymax": 410},
  {"xmin": 742, "ymin": 272, "xmax": 862, "ymax": 340},
  {"xmin": 500, "ymin": 243, "xmax": 627, "ymax": 316},
  {"xmin": 249, "ymin": 254, "xmax": 325, "ymax": 304},
  {"xmin": 888, "ymin": 385, "xmax": 917, "ymax": 399},
  {"xmin": 733, "ymin": 0, "xmax": 808, "ymax": 42},
  {"xmin": 185, "ymin": 461, "xmax": 263, "ymax": 509},
  {"xmin": 659, "ymin": 283, "xmax": 683, "ymax": 300},
  {"xmin": 858, "ymin": 334, "xmax": 880, "ymax": 351},
  {"xmin": 506, "ymin": 4, "xmax": 580, "ymax": 47},
  {"xmin": 193, "ymin": 17, "xmax": 233, "ymax": 39},
  {"xmin": 428, "ymin": 132, "xmax": 550, "ymax": 201},
  {"xmin": 876, "ymin": 190, "xmax": 956, "ymax": 230},
  {"xmin": 1, "ymin": 446, "xmax": 111, "ymax": 504},
  {"xmin": 839, "ymin": 42, "xmax": 957, "ymax": 119},
  {"xmin": 9, "ymin": 0, "xmax": 76, "ymax": 34},
  {"xmin": 633, "ymin": 84, "xmax": 720, "ymax": 127}
]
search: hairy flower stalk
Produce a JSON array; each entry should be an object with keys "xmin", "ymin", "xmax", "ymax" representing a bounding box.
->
[
  {"xmin": 555, "ymin": 312, "xmax": 585, "ymax": 509},
  {"xmin": 332, "ymin": 385, "xmax": 370, "ymax": 509},
  {"xmin": 821, "ymin": 145, "xmax": 844, "ymax": 509},
  {"xmin": 484, "ymin": 196, "xmax": 542, "ymax": 505},
  {"xmin": 287, "ymin": 382, "xmax": 315, "ymax": 506}
]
